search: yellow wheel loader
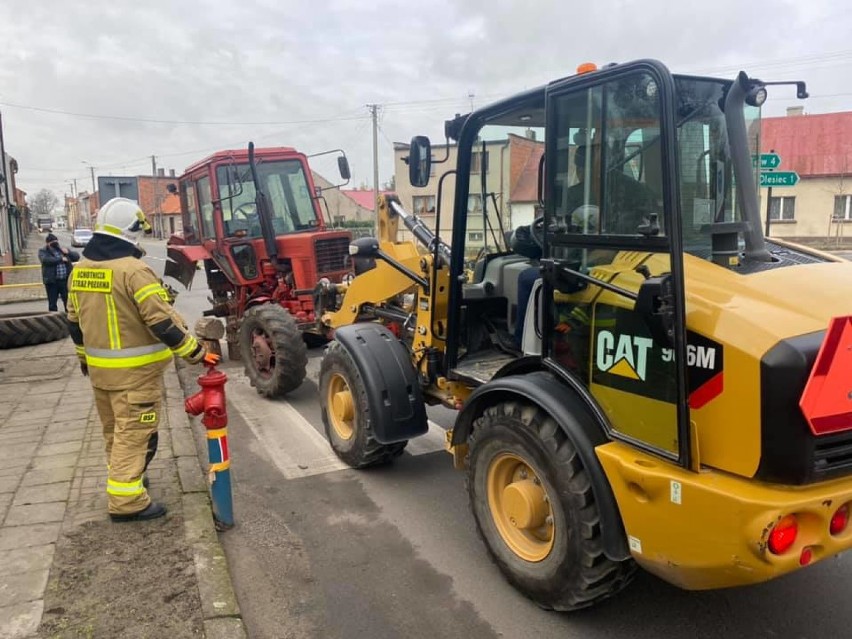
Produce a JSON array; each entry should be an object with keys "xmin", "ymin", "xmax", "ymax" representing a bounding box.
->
[{"xmin": 314, "ymin": 59, "xmax": 852, "ymax": 610}]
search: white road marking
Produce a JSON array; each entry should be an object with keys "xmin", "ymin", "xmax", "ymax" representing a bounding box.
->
[
  {"xmin": 228, "ymin": 372, "xmax": 449, "ymax": 479},
  {"xmin": 228, "ymin": 373, "xmax": 348, "ymax": 479}
]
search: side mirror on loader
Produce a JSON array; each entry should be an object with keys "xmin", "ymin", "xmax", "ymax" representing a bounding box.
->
[{"xmin": 408, "ymin": 136, "xmax": 432, "ymax": 188}]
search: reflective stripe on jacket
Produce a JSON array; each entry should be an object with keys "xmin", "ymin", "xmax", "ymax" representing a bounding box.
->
[{"xmin": 66, "ymin": 255, "xmax": 196, "ymax": 390}]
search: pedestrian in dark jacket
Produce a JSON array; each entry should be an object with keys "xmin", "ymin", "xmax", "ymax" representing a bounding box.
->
[{"xmin": 39, "ymin": 233, "xmax": 80, "ymax": 312}]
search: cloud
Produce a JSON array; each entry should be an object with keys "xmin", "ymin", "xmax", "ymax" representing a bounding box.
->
[{"xmin": 0, "ymin": 0, "xmax": 848, "ymax": 200}]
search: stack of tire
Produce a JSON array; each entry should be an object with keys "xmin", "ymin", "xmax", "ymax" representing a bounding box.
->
[{"xmin": 0, "ymin": 311, "xmax": 69, "ymax": 349}]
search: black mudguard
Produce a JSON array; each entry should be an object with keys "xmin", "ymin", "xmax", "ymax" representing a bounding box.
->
[
  {"xmin": 452, "ymin": 370, "xmax": 630, "ymax": 561},
  {"xmin": 333, "ymin": 323, "xmax": 428, "ymax": 444}
]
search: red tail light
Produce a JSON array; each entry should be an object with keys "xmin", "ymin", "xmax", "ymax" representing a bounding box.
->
[
  {"xmin": 768, "ymin": 515, "xmax": 798, "ymax": 554},
  {"xmin": 830, "ymin": 505, "xmax": 849, "ymax": 535}
]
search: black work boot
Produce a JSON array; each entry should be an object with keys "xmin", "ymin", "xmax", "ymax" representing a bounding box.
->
[{"xmin": 110, "ymin": 502, "xmax": 167, "ymax": 522}]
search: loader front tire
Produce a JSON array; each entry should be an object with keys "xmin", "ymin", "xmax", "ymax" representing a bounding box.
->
[
  {"xmin": 319, "ymin": 340, "xmax": 407, "ymax": 468},
  {"xmin": 467, "ymin": 401, "xmax": 636, "ymax": 611}
]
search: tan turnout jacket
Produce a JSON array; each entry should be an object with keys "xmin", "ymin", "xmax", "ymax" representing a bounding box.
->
[{"xmin": 67, "ymin": 256, "xmax": 197, "ymax": 390}]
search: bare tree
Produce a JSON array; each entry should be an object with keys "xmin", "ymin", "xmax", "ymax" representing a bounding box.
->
[{"xmin": 28, "ymin": 189, "xmax": 59, "ymax": 219}]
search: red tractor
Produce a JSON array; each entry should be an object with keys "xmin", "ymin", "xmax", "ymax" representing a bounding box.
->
[{"xmin": 166, "ymin": 142, "xmax": 353, "ymax": 397}]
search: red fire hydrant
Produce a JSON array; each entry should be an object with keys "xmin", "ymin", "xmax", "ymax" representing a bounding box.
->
[{"xmin": 185, "ymin": 363, "xmax": 234, "ymax": 529}]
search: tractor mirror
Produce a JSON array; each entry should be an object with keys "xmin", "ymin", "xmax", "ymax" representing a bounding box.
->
[
  {"xmin": 337, "ymin": 156, "xmax": 351, "ymax": 181},
  {"xmin": 349, "ymin": 237, "xmax": 380, "ymax": 258},
  {"xmin": 409, "ymin": 136, "xmax": 431, "ymax": 188}
]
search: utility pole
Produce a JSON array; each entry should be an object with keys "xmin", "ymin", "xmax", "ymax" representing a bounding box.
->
[
  {"xmin": 0, "ymin": 109, "xmax": 13, "ymax": 261},
  {"xmin": 152, "ymin": 155, "xmax": 160, "ymax": 239},
  {"xmin": 368, "ymin": 104, "xmax": 379, "ymax": 226},
  {"xmin": 89, "ymin": 165, "xmax": 96, "ymax": 194},
  {"xmin": 763, "ymin": 148, "xmax": 775, "ymax": 238}
]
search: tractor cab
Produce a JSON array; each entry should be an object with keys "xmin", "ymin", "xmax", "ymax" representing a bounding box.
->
[
  {"xmin": 165, "ymin": 144, "xmax": 354, "ymax": 396},
  {"xmin": 166, "ymin": 146, "xmax": 352, "ymax": 298}
]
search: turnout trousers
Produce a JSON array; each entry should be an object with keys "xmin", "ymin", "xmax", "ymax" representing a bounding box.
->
[{"xmin": 93, "ymin": 375, "xmax": 162, "ymax": 515}]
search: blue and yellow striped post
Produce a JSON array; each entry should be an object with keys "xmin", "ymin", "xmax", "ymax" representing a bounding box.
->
[
  {"xmin": 184, "ymin": 366, "xmax": 234, "ymax": 530},
  {"xmin": 206, "ymin": 426, "xmax": 233, "ymax": 529}
]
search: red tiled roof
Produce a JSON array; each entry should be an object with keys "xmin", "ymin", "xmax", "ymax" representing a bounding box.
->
[
  {"xmin": 761, "ymin": 111, "xmax": 852, "ymax": 178},
  {"xmin": 512, "ymin": 146, "xmax": 544, "ymax": 203},
  {"xmin": 160, "ymin": 193, "xmax": 181, "ymax": 215},
  {"xmin": 341, "ymin": 190, "xmax": 393, "ymax": 211}
]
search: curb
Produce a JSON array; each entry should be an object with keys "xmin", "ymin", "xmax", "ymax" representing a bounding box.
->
[{"xmin": 165, "ymin": 365, "xmax": 248, "ymax": 639}]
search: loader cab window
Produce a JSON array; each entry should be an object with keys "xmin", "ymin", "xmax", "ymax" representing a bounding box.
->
[
  {"xmin": 674, "ymin": 77, "xmax": 760, "ymax": 258},
  {"xmin": 551, "ymin": 81, "xmax": 663, "ymax": 242},
  {"xmin": 461, "ymin": 121, "xmax": 546, "ymax": 270},
  {"xmin": 216, "ymin": 160, "xmax": 320, "ymax": 239}
]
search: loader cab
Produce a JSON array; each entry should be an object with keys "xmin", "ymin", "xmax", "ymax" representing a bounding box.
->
[{"xmin": 411, "ymin": 59, "xmax": 774, "ymax": 467}]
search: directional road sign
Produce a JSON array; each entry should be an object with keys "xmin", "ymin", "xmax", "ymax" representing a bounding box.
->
[
  {"xmin": 760, "ymin": 171, "xmax": 799, "ymax": 187},
  {"xmin": 760, "ymin": 153, "xmax": 782, "ymax": 169}
]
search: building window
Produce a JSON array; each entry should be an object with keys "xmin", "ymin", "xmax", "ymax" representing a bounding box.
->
[
  {"xmin": 834, "ymin": 195, "xmax": 852, "ymax": 221},
  {"xmin": 467, "ymin": 194, "xmax": 483, "ymax": 214},
  {"xmin": 769, "ymin": 196, "xmax": 795, "ymax": 221},
  {"xmin": 471, "ymin": 151, "xmax": 489, "ymax": 174},
  {"xmin": 412, "ymin": 195, "xmax": 436, "ymax": 215},
  {"xmin": 468, "ymin": 231, "xmax": 484, "ymax": 242}
]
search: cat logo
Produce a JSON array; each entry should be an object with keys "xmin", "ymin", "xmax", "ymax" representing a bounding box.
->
[{"xmin": 596, "ymin": 331, "xmax": 654, "ymax": 382}]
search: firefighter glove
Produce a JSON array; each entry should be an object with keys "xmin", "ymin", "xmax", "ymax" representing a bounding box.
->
[
  {"xmin": 185, "ymin": 343, "xmax": 207, "ymax": 365},
  {"xmin": 203, "ymin": 352, "xmax": 221, "ymax": 366},
  {"xmin": 80, "ymin": 361, "xmax": 89, "ymax": 377}
]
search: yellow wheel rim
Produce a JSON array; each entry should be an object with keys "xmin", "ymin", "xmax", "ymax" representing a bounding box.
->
[
  {"xmin": 327, "ymin": 373, "xmax": 355, "ymax": 440},
  {"xmin": 486, "ymin": 452, "xmax": 555, "ymax": 562}
]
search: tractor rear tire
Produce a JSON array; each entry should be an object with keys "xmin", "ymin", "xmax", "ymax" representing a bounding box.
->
[
  {"xmin": 319, "ymin": 340, "xmax": 407, "ymax": 468},
  {"xmin": 0, "ymin": 311, "xmax": 69, "ymax": 349},
  {"xmin": 467, "ymin": 401, "xmax": 636, "ymax": 611},
  {"xmin": 239, "ymin": 304, "xmax": 308, "ymax": 398}
]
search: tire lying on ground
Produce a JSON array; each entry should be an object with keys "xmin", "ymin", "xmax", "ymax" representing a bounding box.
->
[{"xmin": 0, "ymin": 311, "xmax": 69, "ymax": 349}]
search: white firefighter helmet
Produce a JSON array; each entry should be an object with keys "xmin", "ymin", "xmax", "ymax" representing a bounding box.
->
[{"xmin": 94, "ymin": 197, "xmax": 152, "ymax": 245}]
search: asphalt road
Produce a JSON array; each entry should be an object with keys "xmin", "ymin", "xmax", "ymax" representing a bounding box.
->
[{"xmin": 131, "ymin": 236, "xmax": 852, "ymax": 639}]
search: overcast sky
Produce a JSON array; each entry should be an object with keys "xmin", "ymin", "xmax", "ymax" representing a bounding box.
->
[{"xmin": 1, "ymin": 0, "xmax": 849, "ymax": 205}]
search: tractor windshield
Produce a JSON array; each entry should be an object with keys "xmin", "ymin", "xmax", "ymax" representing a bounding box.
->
[
  {"xmin": 216, "ymin": 160, "xmax": 320, "ymax": 238},
  {"xmin": 674, "ymin": 77, "xmax": 761, "ymax": 258}
]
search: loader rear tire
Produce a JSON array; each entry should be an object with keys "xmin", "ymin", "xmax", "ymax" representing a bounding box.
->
[
  {"xmin": 319, "ymin": 340, "xmax": 407, "ymax": 468},
  {"xmin": 240, "ymin": 304, "xmax": 307, "ymax": 398},
  {"xmin": 0, "ymin": 311, "xmax": 69, "ymax": 349},
  {"xmin": 467, "ymin": 401, "xmax": 636, "ymax": 611}
]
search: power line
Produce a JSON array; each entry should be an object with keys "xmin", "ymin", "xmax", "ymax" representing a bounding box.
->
[
  {"xmin": 0, "ymin": 100, "xmax": 371, "ymax": 126},
  {"xmin": 687, "ymin": 48, "xmax": 852, "ymax": 76}
]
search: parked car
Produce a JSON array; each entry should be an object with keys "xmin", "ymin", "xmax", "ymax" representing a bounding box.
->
[{"xmin": 71, "ymin": 228, "xmax": 93, "ymax": 247}]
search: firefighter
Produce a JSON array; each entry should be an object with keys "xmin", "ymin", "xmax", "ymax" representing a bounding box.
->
[{"xmin": 67, "ymin": 197, "xmax": 217, "ymax": 522}]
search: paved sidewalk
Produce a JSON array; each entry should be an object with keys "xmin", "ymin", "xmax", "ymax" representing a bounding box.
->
[{"xmin": 0, "ymin": 333, "xmax": 246, "ymax": 638}]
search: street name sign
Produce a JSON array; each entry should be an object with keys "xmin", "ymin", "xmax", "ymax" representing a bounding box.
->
[
  {"xmin": 760, "ymin": 171, "xmax": 799, "ymax": 187},
  {"xmin": 760, "ymin": 153, "xmax": 782, "ymax": 169}
]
